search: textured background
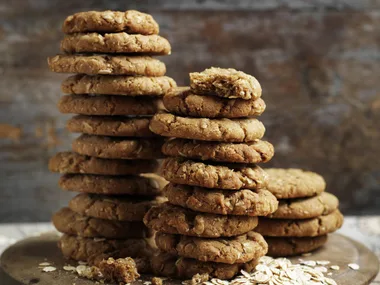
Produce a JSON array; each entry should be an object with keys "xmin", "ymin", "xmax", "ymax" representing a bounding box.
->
[{"xmin": 0, "ymin": 0, "xmax": 379, "ymax": 222}]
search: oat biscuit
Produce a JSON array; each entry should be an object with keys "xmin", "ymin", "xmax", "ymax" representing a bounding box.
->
[
  {"xmin": 266, "ymin": 235, "xmax": 328, "ymax": 257},
  {"xmin": 151, "ymin": 253, "xmax": 258, "ymax": 280},
  {"xmin": 58, "ymin": 95, "xmax": 162, "ymax": 116},
  {"xmin": 72, "ymin": 134, "xmax": 164, "ymax": 159},
  {"xmin": 67, "ymin": 115, "xmax": 156, "ymax": 137},
  {"xmin": 265, "ymin": 168, "xmax": 326, "ymax": 199},
  {"xmin": 49, "ymin": 152, "xmax": 158, "ymax": 175},
  {"xmin": 69, "ymin": 193, "xmax": 160, "ymax": 221},
  {"xmin": 163, "ymin": 183, "xmax": 277, "ymax": 216},
  {"xmin": 144, "ymin": 203, "xmax": 258, "ymax": 238},
  {"xmin": 63, "ymin": 10, "xmax": 159, "ymax": 35},
  {"xmin": 150, "ymin": 113, "xmax": 265, "ymax": 142},
  {"xmin": 269, "ymin": 192, "xmax": 339, "ymax": 219},
  {"xmin": 160, "ymin": 158, "xmax": 267, "ymax": 190},
  {"xmin": 255, "ymin": 210, "xmax": 344, "ymax": 237},
  {"xmin": 48, "ymin": 55, "xmax": 166, "ymax": 76},
  {"xmin": 62, "ymin": 74, "xmax": 176, "ymax": 96},
  {"xmin": 61, "ymin": 33, "xmax": 171, "ymax": 55},
  {"xmin": 59, "ymin": 174, "xmax": 161, "ymax": 196},
  {"xmin": 53, "ymin": 207, "xmax": 149, "ymax": 239},
  {"xmin": 155, "ymin": 231, "xmax": 267, "ymax": 264},
  {"xmin": 190, "ymin": 67, "xmax": 262, "ymax": 100},
  {"xmin": 162, "ymin": 139, "xmax": 274, "ymax": 164},
  {"xmin": 163, "ymin": 87, "xmax": 266, "ymax": 118}
]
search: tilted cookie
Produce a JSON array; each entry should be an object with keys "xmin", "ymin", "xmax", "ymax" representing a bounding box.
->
[
  {"xmin": 160, "ymin": 158, "xmax": 267, "ymax": 190},
  {"xmin": 48, "ymin": 55, "xmax": 166, "ymax": 76},
  {"xmin": 162, "ymin": 139, "xmax": 274, "ymax": 164},
  {"xmin": 62, "ymin": 10, "xmax": 159, "ymax": 34},
  {"xmin": 58, "ymin": 95, "xmax": 162, "ymax": 116},
  {"xmin": 72, "ymin": 134, "xmax": 164, "ymax": 159},
  {"xmin": 144, "ymin": 203, "xmax": 258, "ymax": 238},
  {"xmin": 269, "ymin": 192, "xmax": 339, "ymax": 219},
  {"xmin": 163, "ymin": 87, "xmax": 266, "ymax": 118},
  {"xmin": 49, "ymin": 152, "xmax": 158, "ymax": 175},
  {"xmin": 155, "ymin": 231, "xmax": 267, "ymax": 264},
  {"xmin": 66, "ymin": 115, "xmax": 156, "ymax": 137},
  {"xmin": 150, "ymin": 113, "xmax": 265, "ymax": 142},
  {"xmin": 61, "ymin": 33, "xmax": 171, "ymax": 55},
  {"xmin": 190, "ymin": 67, "xmax": 262, "ymax": 100},
  {"xmin": 164, "ymin": 183, "xmax": 278, "ymax": 216},
  {"xmin": 53, "ymin": 207, "xmax": 150, "ymax": 239},
  {"xmin": 62, "ymin": 74, "xmax": 176, "ymax": 96},
  {"xmin": 255, "ymin": 210, "xmax": 344, "ymax": 237}
]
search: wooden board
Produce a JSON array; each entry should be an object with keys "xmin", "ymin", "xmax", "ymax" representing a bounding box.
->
[{"xmin": 0, "ymin": 232, "xmax": 379, "ymax": 285}]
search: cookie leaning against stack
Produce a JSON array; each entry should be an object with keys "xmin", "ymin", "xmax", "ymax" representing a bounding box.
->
[
  {"xmin": 255, "ymin": 168, "xmax": 344, "ymax": 256},
  {"xmin": 47, "ymin": 10, "xmax": 176, "ymax": 269},
  {"xmin": 145, "ymin": 67, "xmax": 279, "ymax": 279}
]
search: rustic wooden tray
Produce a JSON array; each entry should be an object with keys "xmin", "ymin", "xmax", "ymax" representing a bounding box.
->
[{"xmin": 0, "ymin": 232, "xmax": 379, "ymax": 285}]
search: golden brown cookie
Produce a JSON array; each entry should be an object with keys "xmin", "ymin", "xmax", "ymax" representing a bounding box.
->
[
  {"xmin": 269, "ymin": 192, "xmax": 339, "ymax": 219},
  {"xmin": 163, "ymin": 87, "xmax": 266, "ymax": 118},
  {"xmin": 59, "ymin": 174, "xmax": 161, "ymax": 196},
  {"xmin": 164, "ymin": 183, "xmax": 278, "ymax": 216},
  {"xmin": 49, "ymin": 152, "xmax": 158, "ymax": 175},
  {"xmin": 48, "ymin": 55, "xmax": 166, "ymax": 76},
  {"xmin": 160, "ymin": 158, "xmax": 267, "ymax": 190},
  {"xmin": 265, "ymin": 168, "xmax": 326, "ymax": 199},
  {"xmin": 66, "ymin": 115, "xmax": 156, "ymax": 137},
  {"xmin": 150, "ymin": 113, "xmax": 265, "ymax": 142},
  {"xmin": 53, "ymin": 207, "xmax": 150, "ymax": 239},
  {"xmin": 151, "ymin": 253, "xmax": 258, "ymax": 280},
  {"xmin": 255, "ymin": 210, "xmax": 344, "ymax": 237},
  {"xmin": 58, "ymin": 95, "xmax": 162, "ymax": 116},
  {"xmin": 61, "ymin": 33, "xmax": 171, "ymax": 55},
  {"xmin": 162, "ymin": 139, "xmax": 274, "ymax": 164},
  {"xmin": 72, "ymin": 134, "xmax": 164, "ymax": 159},
  {"xmin": 62, "ymin": 74, "xmax": 176, "ymax": 96},
  {"xmin": 62, "ymin": 10, "xmax": 159, "ymax": 34},
  {"xmin": 190, "ymin": 67, "xmax": 262, "ymax": 100},
  {"xmin": 69, "ymin": 193, "xmax": 161, "ymax": 221},
  {"xmin": 266, "ymin": 235, "xmax": 328, "ymax": 257},
  {"xmin": 155, "ymin": 231, "xmax": 267, "ymax": 264},
  {"xmin": 144, "ymin": 203, "xmax": 258, "ymax": 238}
]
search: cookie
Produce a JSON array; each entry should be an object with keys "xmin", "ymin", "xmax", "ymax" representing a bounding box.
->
[
  {"xmin": 155, "ymin": 231, "xmax": 267, "ymax": 264},
  {"xmin": 66, "ymin": 115, "xmax": 156, "ymax": 137},
  {"xmin": 266, "ymin": 235, "xmax": 328, "ymax": 257},
  {"xmin": 162, "ymin": 139, "xmax": 274, "ymax": 164},
  {"xmin": 151, "ymin": 253, "xmax": 258, "ymax": 280},
  {"xmin": 265, "ymin": 168, "xmax": 326, "ymax": 199},
  {"xmin": 255, "ymin": 210, "xmax": 344, "ymax": 237},
  {"xmin": 72, "ymin": 134, "xmax": 164, "ymax": 159},
  {"xmin": 62, "ymin": 10, "xmax": 159, "ymax": 35},
  {"xmin": 189, "ymin": 67, "xmax": 262, "ymax": 100},
  {"xmin": 48, "ymin": 55, "xmax": 166, "ymax": 76},
  {"xmin": 150, "ymin": 113, "xmax": 265, "ymax": 142},
  {"xmin": 59, "ymin": 174, "xmax": 161, "ymax": 196},
  {"xmin": 58, "ymin": 95, "xmax": 162, "ymax": 116},
  {"xmin": 144, "ymin": 203, "xmax": 258, "ymax": 238},
  {"xmin": 163, "ymin": 183, "xmax": 278, "ymax": 216},
  {"xmin": 160, "ymin": 158, "xmax": 267, "ymax": 190},
  {"xmin": 53, "ymin": 207, "xmax": 149, "ymax": 239},
  {"xmin": 49, "ymin": 152, "xmax": 158, "ymax": 175},
  {"xmin": 163, "ymin": 87, "xmax": 266, "ymax": 118},
  {"xmin": 269, "ymin": 192, "xmax": 339, "ymax": 219},
  {"xmin": 61, "ymin": 33, "xmax": 171, "ymax": 55},
  {"xmin": 69, "ymin": 193, "xmax": 160, "ymax": 221}
]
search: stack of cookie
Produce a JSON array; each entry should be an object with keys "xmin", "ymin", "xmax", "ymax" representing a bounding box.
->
[
  {"xmin": 255, "ymin": 168, "xmax": 344, "ymax": 256},
  {"xmin": 47, "ymin": 10, "xmax": 176, "ymax": 268},
  {"xmin": 145, "ymin": 67, "xmax": 279, "ymax": 279}
]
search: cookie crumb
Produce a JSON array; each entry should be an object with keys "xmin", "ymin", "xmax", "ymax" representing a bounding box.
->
[
  {"xmin": 99, "ymin": 257, "xmax": 140, "ymax": 283},
  {"xmin": 152, "ymin": 277, "xmax": 163, "ymax": 285},
  {"xmin": 348, "ymin": 263, "xmax": 360, "ymax": 270}
]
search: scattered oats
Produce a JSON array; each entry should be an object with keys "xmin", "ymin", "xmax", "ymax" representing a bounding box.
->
[
  {"xmin": 144, "ymin": 282, "xmax": 152, "ymax": 285},
  {"xmin": 39, "ymin": 262, "xmax": 51, "ymax": 266},
  {"xmin": 316, "ymin": 260, "xmax": 330, "ymax": 266},
  {"xmin": 63, "ymin": 265, "xmax": 77, "ymax": 271},
  {"xmin": 42, "ymin": 266, "xmax": 56, "ymax": 272},
  {"xmin": 330, "ymin": 265, "xmax": 340, "ymax": 270},
  {"xmin": 348, "ymin": 263, "xmax": 360, "ymax": 270},
  {"xmin": 302, "ymin": 252, "xmax": 312, "ymax": 257},
  {"xmin": 315, "ymin": 266, "xmax": 328, "ymax": 273},
  {"xmin": 78, "ymin": 261, "xmax": 87, "ymax": 265},
  {"xmin": 300, "ymin": 260, "xmax": 317, "ymax": 267},
  {"xmin": 325, "ymin": 278, "xmax": 338, "ymax": 285},
  {"xmin": 327, "ymin": 272, "xmax": 333, "ymax": 276}
]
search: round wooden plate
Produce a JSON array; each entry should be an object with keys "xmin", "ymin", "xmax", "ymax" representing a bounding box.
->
[{"xmin": 0, "ymin": 232, "xmax": 379, "ymax": 285}]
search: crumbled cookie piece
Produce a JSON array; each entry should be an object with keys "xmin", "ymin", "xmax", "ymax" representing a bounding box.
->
[
  {"xmin": 152, "ymin": 277, "xmax": 163, "ymax": 285},
  {"xmin": 98, "ymin": 257, "xmax": 140, "ymax": 283}
]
